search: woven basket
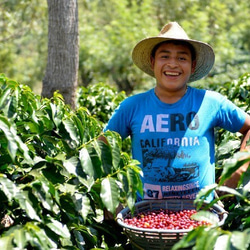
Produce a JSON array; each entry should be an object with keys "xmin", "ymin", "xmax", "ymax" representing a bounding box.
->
[{"xmin": 117, "ymin": 199, "xmax": 227, "ymax": 250}]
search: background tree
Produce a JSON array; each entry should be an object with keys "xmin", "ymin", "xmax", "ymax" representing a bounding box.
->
[
  {"xmin": 1, "ymin": 0, "xmax": 250, "ymax": 96},
  {"xmin": 42, "ymin": 0, "xmax": 79, "ymax": 108}
]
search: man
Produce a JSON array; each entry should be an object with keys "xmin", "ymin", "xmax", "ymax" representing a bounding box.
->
[{"xmin": 104, "ymin": 22, "xmax": 250, "ymax": 201}]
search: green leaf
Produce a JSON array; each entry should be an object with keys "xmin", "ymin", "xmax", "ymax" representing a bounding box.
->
[
  {"xmin": 219, "ymin": 152, "xmax": 250, "ymax": 185},
  {"xmin": 13, "ymin": 227, "xmax": 26, "ymax": 249},
  {"xmin": 80, "ymin": 145, "xmax": 103, "ymax": 179},
  {"xmin": 79, "ymin": 147, "xmax": 95, "ymax": 177},
  {"xmin": 242, "ymin": 169, "xmax": 250, "ymax": 195},
  {"xmin": 24, "ymin": 222, "xmax": 57, "ymax": 249},
  {"xmin": 117, "ymin": 171, "xmax": 129, "ymax": 194},
  {"xmin": 76, "ymin": 107, "xmax": 98, "ymax": 142},
  {"xmin": 0, "ymin": 115, "xmax": 33, "ymax": 163},
  {"xmin": 0, "ymin": 174, "xmax": 18, "ymax": 201},
  {"xmin": 7, "ymin": 95, "xmax": 18, "ymax": 119},
  {"xmin": 104, "ymin": 131, "xmax": 122, "ymax": 169},
  {"xmin": 73, "ymin": 230, "xmax": 86, "ymax": 250},
  {"xmin": 63, "ymin": 116, "xmax": 81, "ymax": 146},
  {"xmin": 98, "ymin": 139, "xmax": 113, "ymax": 175},
  {"xmin": 214, "ymin": 234, "xmax": 231, "ymax": 250},
  {"xmin": 172, "ymin": 227, "xmax": 202, "ymax": 250},
  {"xmin": 191, "ymin": 210, "xmax": 220, "ymax": 225},
  {"xmin": 126, "ymin": 167, "xmax": 141, "ymax": 192},
  {"xmin": 0, "ymin": 87, "xmax": 12, "ymax": 107},
  {"xmin": 50, "ymin": 102, "xmax": 64, "ymax": 128},
  {"xmin": 0, "ymin": 86, "xmax": 19, "ymax": 119},
  {"xmin": 231, "ymin": 229, "xmax": 250, "ymax": 250},
  {"xmin": 195, "ymin": 184, "xmax": 218, "ymax": 209},
  {"xmin": 72, "ymin": 114, "xmax": 85, "ymax": 145},
  {"xmin": 73, "ymin": 226, "xmax": 97, "ymax": 250},
  {"xmin": 0, "ymin": 235, "xmax": 14, "ymax": 250},
  {"xmin": 60, "ymin": 193, "xmax": 77, "ymax": 217},
  {"xmin": 46, "ymin": 218, "xmax": 71, "ymax": 238},
  {"xmin": 0, "ymin": 115, "xmax": 18, "ymax": 161},
  {"xmin": 64, "ymin": 156, "xmax": 79, "ymax": 175},
  {"xmin": 31, "ymin": 178, "xmax": 56, "ymax": 212},
  {"xmin": 74, "ymin": 193, "xmax": 91, "ymax": 221},
  {"xmin": 217, "ymin": 139, "xmax": 240, "ymax": 156},
  {"xmin": 16, "ymin": 191, "xmax": 41, "ymax": 221},
  {"xmin": 100, "ymin": 177, "xmax": 119, "ymax": 214},
  {"xmin": 216, "ymin": 186, "xmax": 245, "ymax": 200},
  {"xmin": 195, "ymin": 227, "xmax": 221, "ymax": 250}
]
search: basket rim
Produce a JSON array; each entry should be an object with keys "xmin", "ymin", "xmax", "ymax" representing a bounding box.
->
[{"xmin": 116, "ymin": 199, "xmax": 227, "ymax": 233}]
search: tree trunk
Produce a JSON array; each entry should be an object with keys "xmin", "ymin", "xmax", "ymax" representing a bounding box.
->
[{"xmin": 42, "ymin": 0, "xmax": 79, "ymax": 108}]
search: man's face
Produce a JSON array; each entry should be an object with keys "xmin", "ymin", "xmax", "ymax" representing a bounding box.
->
[{"xmin": 151, "ymin": 42, "xmax": 196, "ymax": 93}]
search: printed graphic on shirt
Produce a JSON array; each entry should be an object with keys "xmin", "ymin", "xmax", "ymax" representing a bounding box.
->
[
  {"xmin": 141, "ymin": 147, "xmax": 199, "ymax": 182},
  {"xmin": 144, "ymin": 182, "xmax": 200, "ymax": 199},
  {"xmin": 140, "ymin": 112, "xmax": 199, "ymax": 133},
  {"xmin": 141, "ymin": 145, "xmax": 200, "ymax": 199},
  {"xmin": 139, "ymin": 112, "xmax": 201, "ymax": 199}
]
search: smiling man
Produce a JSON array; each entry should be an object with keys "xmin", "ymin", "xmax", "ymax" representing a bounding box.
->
[
  {"xmin": 104, "ymin": 22, "xmax": 250, "ymax": 202},
  {"xmin": 152, "ymin": 41, "xmax": 196, "ymax": 104}
]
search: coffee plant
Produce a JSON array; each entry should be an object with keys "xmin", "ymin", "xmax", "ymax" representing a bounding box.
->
[
  {"xmin": 0, "ymin": 72, "xmax": 250, "ymax": 249},
  {"xmin": 0, "ymin": 74, "xmax": 142, "ymax": 249},
  {"xmin": 76, "ymin": 83, "xmax": 132, "ymax": 155},
  {"xmin": 76, "ymin": 83, "xmax": 127, "ymax": 124}
]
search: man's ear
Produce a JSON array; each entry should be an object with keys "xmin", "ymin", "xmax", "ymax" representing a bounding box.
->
[{"xmin": 191, "ymin": 60, "xmax": 196, "ymax": 73}]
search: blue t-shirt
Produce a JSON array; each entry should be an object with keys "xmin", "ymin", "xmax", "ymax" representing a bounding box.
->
[{"xmin": 104, "ymin": 87, "xmax": 246, "ymax": 201}]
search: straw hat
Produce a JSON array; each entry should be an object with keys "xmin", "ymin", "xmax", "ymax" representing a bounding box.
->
[{"xmin": 132, "ymin": 22, "xmax": 215, "ymax": 82}]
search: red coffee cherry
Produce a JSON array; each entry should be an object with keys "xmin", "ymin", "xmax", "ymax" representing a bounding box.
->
[{"xmin": 124, "ymin": 209, "xmax": 210, "ymax": 230}]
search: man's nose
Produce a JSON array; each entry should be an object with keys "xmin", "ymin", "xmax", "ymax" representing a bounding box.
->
[{"xmin": 167, "ymin": 58, "xmax": 178, "ymax": 67}]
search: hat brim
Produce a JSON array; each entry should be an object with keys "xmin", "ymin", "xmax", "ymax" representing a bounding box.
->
[{"xmin": 132, "ymin": 37, "xmax": 215, "ymax": 83}]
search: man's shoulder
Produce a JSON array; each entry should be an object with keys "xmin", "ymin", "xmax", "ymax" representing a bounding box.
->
[
  {"xmin": 121, "ymin": 89, "xmax": 153, "ymax": 105},
  {"xmin": 204, "ymin": 89, "xmax": 225, "ymax": 101},
  {"xmin": 191, "ymin": 87, "xmax": 224, "ymax": 100}
]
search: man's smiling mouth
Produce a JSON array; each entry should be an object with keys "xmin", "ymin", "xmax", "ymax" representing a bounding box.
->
[{"xmin": 164, "ymin": 71, "xmax": 180, "ymax": 76}]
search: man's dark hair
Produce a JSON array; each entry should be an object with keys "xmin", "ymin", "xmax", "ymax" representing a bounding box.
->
[{"xmin": 151, "ymin": 40, "xmax": 196, "ymax": 61}]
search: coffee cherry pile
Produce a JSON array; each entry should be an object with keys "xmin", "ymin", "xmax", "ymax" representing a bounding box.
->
[{"xmin": 123, "ymin": 209, "xmax": 210, "ymax": 230}]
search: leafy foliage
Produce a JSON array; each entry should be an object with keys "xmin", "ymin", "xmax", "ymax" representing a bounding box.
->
[
  {"xmin": 0, "ymin": 74, "xmax": 142, "ymax": 249},
  {"xmin": 76, "ymin": 82, "xmax": 127, "ymax": 124},
  {"xmin": 1, "ymin": 72, "xmax": 250, "ymax": 249},
  {"xmin": 76, "ymin": 82, "xmax": 132, "ymax": 155},
  {"xmin": 214, "ymin": 73, "xmax": 250, "ymax": 174}
]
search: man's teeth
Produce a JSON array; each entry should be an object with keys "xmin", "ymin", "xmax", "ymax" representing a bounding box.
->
[{"xmin": 164, "ymin": 72, "xmax": 180, "ymax": 76}]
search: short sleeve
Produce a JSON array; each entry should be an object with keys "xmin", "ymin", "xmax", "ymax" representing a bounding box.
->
[
  {"xmin": 217, "ymin": 95, "xmax": 246, "ymax": 132},
  {"xmin": 104, "ymin": 101, "xmax": 131, "ymax": 139}
]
